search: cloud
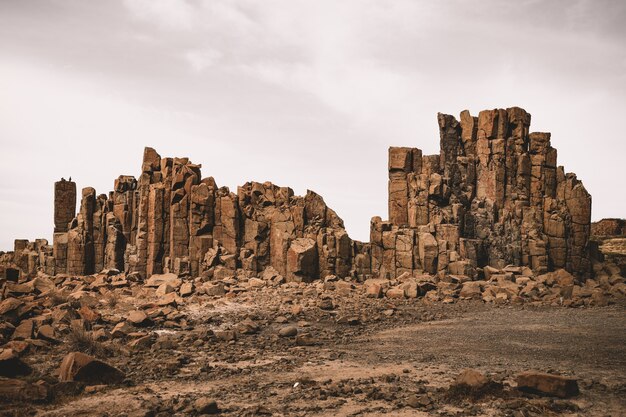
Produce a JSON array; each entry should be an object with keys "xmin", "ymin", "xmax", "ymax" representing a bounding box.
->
[
  {"xmin": 184, "ymin": 48, "xmax": 222, "ymax": 72},
  {"xmin": 123, "ymin": 0, "xmax": 194, "ymax": 31}
]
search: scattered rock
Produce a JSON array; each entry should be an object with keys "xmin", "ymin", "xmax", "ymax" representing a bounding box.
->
[
  {"xmin": 516, "ymin": 371, "xmax": 579, "ymax": 398},
  {"xmin": 0, "ymin": 377, "xmax": 47, "ymax": 402},
  {"xmin": 145, "ymin": 273, "xmax": 181, "ymax": 289},
  {"xmin": 194, "ymin": 397, "xmax": 219, "ymax": 414},
  {"xmin": 127, "ymin": 310, "xmax": 150, "ymax": 326},
  {"xmin": 59, "ymin": 352, "xmax": 125, "ymax": 385},
  {"xmin": 453, "ymin": 369, "xmax": 489, "ymax": 389},
  {"xmin": 0, "ymin": 349, "xmax": 32, "ymax": 377},
  {"xmin": 278, "ymin": 325, "xmax": 298, "ymax": 338}
]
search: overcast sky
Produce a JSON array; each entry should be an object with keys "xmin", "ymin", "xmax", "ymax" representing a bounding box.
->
[{"xmin": 1, "ymin": 0, "xmax": 625, "ymax": 250}]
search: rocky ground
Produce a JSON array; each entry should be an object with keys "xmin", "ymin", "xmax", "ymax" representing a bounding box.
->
[{"xmin": 1, "ymin": 264, "xmax": 626, "ymax": 417}]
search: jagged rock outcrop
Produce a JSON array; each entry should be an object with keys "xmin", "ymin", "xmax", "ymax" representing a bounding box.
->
[
  {"xmin": 591, "ymin": 219, "xmax": 626, "ymax": 237},
  {"xmin": 370, "ymin": 107, "xmax": 592, "ymax": 279},
  {"xmin": 1, "ymin": 148, "xmax": 355, "ymax": 282},
  {"xmin": 1, "ymin": 107, "xmax": 596, "ymax": 282},
  {"xmin": 591, "ymin": 218, "xmax": 626, "ymax": 277}
]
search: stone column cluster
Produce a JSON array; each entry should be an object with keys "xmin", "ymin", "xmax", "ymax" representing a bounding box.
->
[
  {"xmin": 2, "ymin": 107, "xmax": 594, "ymax": 281},
  {"xmin": 45, "ymin": 148, "xmax": 356, "ymax": 281},
  {"xmin": 369, "ymin": 107, "xmax": 592, "ymax": 279}
]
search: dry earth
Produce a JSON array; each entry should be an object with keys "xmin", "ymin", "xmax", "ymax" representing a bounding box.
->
[{"xmin": 3, "ymin": 284, "xmax": 625, "ymax": 417}]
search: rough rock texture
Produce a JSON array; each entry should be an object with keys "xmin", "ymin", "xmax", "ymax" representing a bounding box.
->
[
  {"xmin": 515, "ymin": 371, "xmax": 579, "ymax": 398},
  {"xmin": 1, "ymin": 148, "xmax": 356, "ymax": 283},
  {"xmin": 370, "ymin": 107, "xmax": 593, "ymax": 279},
  {"xmin": 591, "ymin": 218, "xmax": 626, "ymax": 277},
  {"xmin": 591, "ymin": 218, "xmax": 626, "ymax": 237},
  {"xmin": 1, "ymin": 107, "xmax": 596, "ymax": 281}
]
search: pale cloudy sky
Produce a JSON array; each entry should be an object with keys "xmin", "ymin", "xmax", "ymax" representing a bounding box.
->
[{"xmin": 0, "ymin": 0, "xmax": 625, "ymax": 250}]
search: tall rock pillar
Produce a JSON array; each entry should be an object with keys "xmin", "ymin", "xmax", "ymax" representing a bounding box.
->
[{"xmin": 53, "ymin": 179, "xmax": 76, "ymax": 274}]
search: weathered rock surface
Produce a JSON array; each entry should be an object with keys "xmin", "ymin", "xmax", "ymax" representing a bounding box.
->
[
  {"xmin": 0, "ymin": 108, "xmax": 606, "ymax": 284},
  {"xmin": 516, "ymin": 371, "xmax": 579, "ymax": 398},
  {"xmin": 58, "ymin": 352, "xmax": 125, "ymax": 385},
  {"xmin": 371, "ymin": 108, "xmax": 593, "ymax": 280}
]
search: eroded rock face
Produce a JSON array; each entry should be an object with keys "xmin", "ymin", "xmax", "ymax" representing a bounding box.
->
[
  {"xmin": 1, "ymin": 107, "xmax": 595, "ymax": 281},
  {"xmin": 370, "ymin": 107, "xmax": 593, "ymax": 279},
  {"xmin": 3, "ymin": 148, "xmax": 354, "ymax": 282}
]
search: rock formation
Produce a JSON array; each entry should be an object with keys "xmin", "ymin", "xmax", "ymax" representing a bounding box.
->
[
  {"xmin": 371, "ymin": 107, "xmax": 592, "ymax": 280},
  {"xmin": 4, "ymin": 148, "xmax": 355, "ymax": 283},
  {"xmin": 0, "ymin": 107, "xmax": 595, "ymax": 281}
]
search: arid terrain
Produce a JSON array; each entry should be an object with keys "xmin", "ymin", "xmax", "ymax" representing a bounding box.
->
[
  {"xmin": 1, "ymin": 265, "xmax": 625, "ymax": 417},
  {"xmin": 2, "ymin": 109, "xmax": 625, "ymax": 416}
]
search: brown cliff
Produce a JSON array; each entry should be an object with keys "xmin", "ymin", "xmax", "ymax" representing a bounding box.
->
[{"xmin": 371, "ymin": 107, "xmax": 592, "ymax": 279}]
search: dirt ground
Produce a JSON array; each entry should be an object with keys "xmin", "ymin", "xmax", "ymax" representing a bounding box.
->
[{"xmin": 5, "ymin": 284, "xmax": 625, "ymax": 417}]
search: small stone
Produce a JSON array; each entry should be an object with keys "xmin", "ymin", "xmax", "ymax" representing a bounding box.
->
[
  {"xmin": 155, "ymin": 283, "xmax": 174, "ymax": 297},
  {"xmin": 203, "ymin": 282, "xmax": 226, "ymax": 296},
  {"xmin": 37, "ymin": 325, "xmax": 59, "ymax": 343},
  {"xmin": 129, "ymin": 334, "xmax": 153, "ymax": 350},
  {"xmin": 111, "ymin": 321, "xmax": 134, "ymax": 338},
  {"xmin": 459, "ymin": 281, "xmax": 482, "ymax": 299},
  {"xmin": 453, "ymin": 369, "xmax": 489, "ymax": 389},
  {"xmin": 296, "ymin": 333, "xmax": 316, "ymax": 346},
  {"xmin": 127, "ymin": 310, "xmax": 150, "ymax": 326},
  {"xmin": 146, "ymin": 273, "xmax": 181, "ymax": 288},
  {"xmin": 179, "ymin": 282, "xmax": 194, "ymax": 296},
  {"xmin": 247, "ymin": 277, "xmax": 265, "ymax": 288},
  {"xmin": 0, "ymin": 349, "xmax": 32, "ymax": 377},
  {"xmin": 278, "ymin": 325, "xmax": 298, "ymax": 338},
  {"xmin": 318, "ymin": 298, "xmax": 334, "ymax": 310},
  {"xmin": 237, "ymin": 319, "xmax": 260, "ymax": 334},
  {"xmin": 406, "ymin": 393, "xmax": 430, "ymax": 408},
  {"xmin": 157, "ymin": 292, "xmax": 179, "ymax": 306},
  {"xmin": 0, "ymin": 298, "xmax": 23, "ymax": 315},
  {"xmin": 214, "ymin": 330, "xmax": 237, "ymax": 341},
  {"xmin": 12, "ymin": 320, "xmax": 34, "ymax": 340},
  {"xmin": 386, "ymin": 288, "xmax": 405, "ymax": 299},
  {"xmin": 194, "ymin": 397, "xmax": 219, "ymax": 414}
]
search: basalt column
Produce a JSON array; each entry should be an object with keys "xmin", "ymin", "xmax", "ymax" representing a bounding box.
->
[
  {"xmin": 376, "ymin": 107, "xmax": 592, "ymax": 278},
  {"xmin": 53, "ymin": 179, "xmax": 76, "ymax": 274},
  {"xmin": 112, "ymin": 175, "xmax": 137, "ymax": 271},
  {"xmin": 168, "ymin": 158, "xmax": 201, "ymax": 275},
  {"xmin": 67, "ymin": 187, "xmax": 96, "ymax": 275},
  {"xmin": 132, "ymin": 147, "xmax": 162, "ymax": 278},
  {"xmin": 189, "ymin": 179, "xmax": 215, "ymax": 277},
  {"xmin": 92, "ymin": 194, "xmax": 108, "ymax": 273}
]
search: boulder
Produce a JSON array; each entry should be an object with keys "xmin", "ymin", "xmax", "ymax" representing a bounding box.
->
[
  {"xmin": 516, "ymin": 371, "xmax": 579, "ymax": 398},
  {"xmin": 453, "ymin": 369, "xmax": 489, "ymax": 389},
  {"xmin": 278, "ymin": 325, "xmax": 298, "ymax": 338},
  {"xmin": 58, "ymin": 352, "xmax": 125, "ymax": 385},
  {"xmin": 145, "ymin": 273, "xmax": 181, "ymax": 288},
  {"xmin": 459, "ymin": 281, "xmax": 483, "ymax": 299},
  {"xmin": 194, "ymin": 398, "xmax": 219, "ymax": 414},
  {"xmin": 286, "ymin": 238, "xmax": 319, "ymax": 282},
  {"xmin": 0, "ymin": 349, "xmax": 32, "ymax": 377},
  {"xmin": 127, "ymin": 310, "xmax": 150, "ymax": 326}
]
